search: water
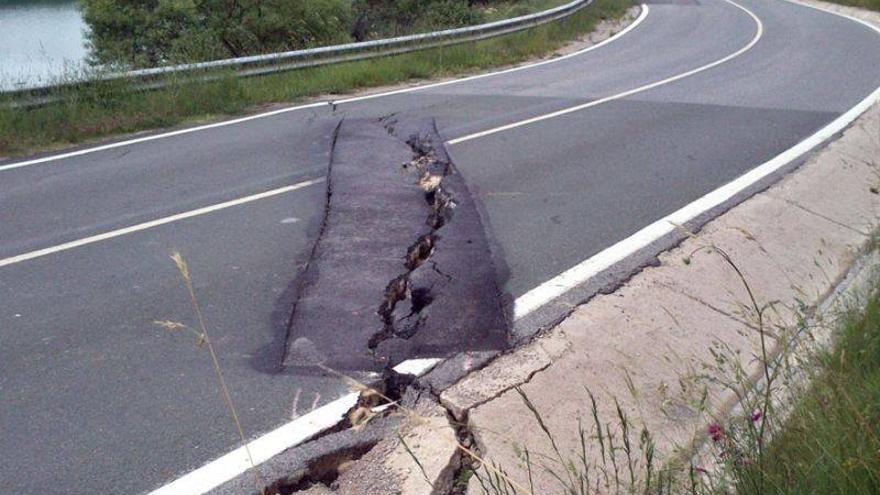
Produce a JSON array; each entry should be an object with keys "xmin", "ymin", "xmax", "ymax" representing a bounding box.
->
[{"xmin": 0, "ymin": 0, "xmax": 89, "ymax": 90}]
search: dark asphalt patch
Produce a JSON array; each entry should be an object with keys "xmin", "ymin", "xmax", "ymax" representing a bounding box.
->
[{"xmin": 283, "ymin": 117, "xmax": 509, "ymax": 372}]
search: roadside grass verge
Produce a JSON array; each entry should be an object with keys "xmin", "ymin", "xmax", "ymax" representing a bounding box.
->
[
  {"xmin": 824, "ymin": 0, "xmax": 880, "ymax": 11},
  {"xmin": 0, "ymin": 0, "xmax": 633, "ymax": 157},
  {"xmin": 733, "ymin": 278, "xmax": 880, "ymax": 495}
]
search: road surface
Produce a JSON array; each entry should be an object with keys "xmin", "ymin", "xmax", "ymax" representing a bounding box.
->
[{"xmin": 1, "ymin": 0, "xmax": 879, "ymax": 493}]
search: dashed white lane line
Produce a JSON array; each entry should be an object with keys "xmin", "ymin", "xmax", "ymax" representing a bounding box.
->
[
  {"xmin": 0, "ymin": 178, "xmax": 324, "ymax": 269},
  {"xmin": 147, "ymin": 358, "xmax": 442, "ymax": 495},
  {"xmin": 511, "ymin": 0, "xmax": 880, "ymax": 320},
  {"xmin": 447, "ymin": 0, "xmax": 763, "ymax": 145},
  {"xmin": 0, "ymin": 4, "xmax": 649, "ymax": 174}
]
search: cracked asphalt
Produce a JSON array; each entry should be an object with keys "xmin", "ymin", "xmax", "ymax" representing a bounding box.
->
[{"xmin": 1, "ymin": 0, "xmax": 880, "ymax": 493}]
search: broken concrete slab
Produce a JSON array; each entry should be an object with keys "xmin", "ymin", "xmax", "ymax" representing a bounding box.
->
[
  {"xmin": 209, "ymin": 415, "xmax": 401, "ymax": 495},
  {"xmin": 440, "ymin": 332, "xmax": 569, "ymax": 421},
  {"xmin": 282, "ymin": 399, "xmax": 460, "ymax": 495}
]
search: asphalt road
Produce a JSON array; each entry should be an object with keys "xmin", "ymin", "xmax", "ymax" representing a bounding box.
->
[{"xmin": 2, "ymin": 0, "xmax": 879, "ymax": 493}]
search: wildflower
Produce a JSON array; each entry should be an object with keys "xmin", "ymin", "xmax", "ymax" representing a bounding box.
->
[
  {"xmin": 708, "ymin": 423, "xmax": 725, "ymax": 442},
  {"xmin": 751, "ymin": 409, "xmax": 762, "ymax": 423},
  {"xmin": 694, "ymin": 466, "xmax": 708, "ymax": 474}
]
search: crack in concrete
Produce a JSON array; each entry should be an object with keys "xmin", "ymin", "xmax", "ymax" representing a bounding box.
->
[
  {"xmin": 656, "ymin": 280, "xmax": 761, "ymax": 331},
  {"xmin": 443, "ymin": 359, "xmax": 555, "ymax": 420},
  {"xmin": 767, "ymin": 192, "xmax": 872, "ymax": 237}
]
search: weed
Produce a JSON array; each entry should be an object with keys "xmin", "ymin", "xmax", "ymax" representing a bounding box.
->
[{"xmin": 153, "ymin": 251, "xmax": 266, "ymax": 495}]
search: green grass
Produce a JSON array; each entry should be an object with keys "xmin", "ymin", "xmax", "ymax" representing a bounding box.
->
[
  {"xmin": 824, "ymin": 0, "xmax": 880, "ymax": 11},
  {"xmin": 735, "ymin": 280, "xmax": 880, "ymax": 495},
  {"xmin": 0, "ymin": 0, "xmax": 632, "ymax": 157}
]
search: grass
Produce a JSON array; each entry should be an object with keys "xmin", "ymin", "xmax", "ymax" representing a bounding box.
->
[
  {"xmin": 824, "ymin": 0, "xmax": 880, "ymax": 11},
  {"xmin": 0, "ymin": 0, "xmax": 633, "ymax": 157},
  {"xmin": 733, "ymin": 278, "xmax": 880, "ymax": 495}
]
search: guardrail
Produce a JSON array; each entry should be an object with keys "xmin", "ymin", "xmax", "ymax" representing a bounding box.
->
[{"xmin": 3, "ymin": 0, "xmax": 592, "ymax": 105}]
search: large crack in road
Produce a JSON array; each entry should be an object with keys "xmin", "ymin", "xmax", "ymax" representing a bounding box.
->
[{"xmin": 282, "ymin": 116, "xmax": 510, "ymax": 374}]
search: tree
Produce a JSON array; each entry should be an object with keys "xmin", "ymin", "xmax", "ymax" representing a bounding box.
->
[{"xmin": 80, "ymin": 0, "xmax": 352, "ymax": 68}]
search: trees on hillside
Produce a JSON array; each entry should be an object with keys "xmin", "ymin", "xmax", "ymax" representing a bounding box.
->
[
  {"xmin": 80, "ymin": 0, "xmax": 494, "ymax": 68},
  {"xmin": 80, "ymin": 0, "xmax": 352, "ymax": 67}
]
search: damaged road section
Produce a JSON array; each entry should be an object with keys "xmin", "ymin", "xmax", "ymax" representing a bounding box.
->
[{"xmin": 283, "ymin": 117, "xmax": 509, "ymax": 372}]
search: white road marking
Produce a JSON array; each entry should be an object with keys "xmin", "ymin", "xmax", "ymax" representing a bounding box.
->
[
  {"xmin": 512, "ymin": 1, "xmax": 880, "ymax": 321},
  {"xmin": 447, "ymin": 0, "xmax": 763, "ymax": 145},
  {"xmin": 149, "ymin": 391, "xmax": 359, "ymax": 495},
  {"xmin": 147, "ymin": 358, "xmax": 441, "ymax": 495},
  {"xmin": 0, "ymin": 4, "xmax": 649, "ymax": 174},
  {"xmin": 0, "ymin": 178, "xmax": 324, "ymax": 269}
]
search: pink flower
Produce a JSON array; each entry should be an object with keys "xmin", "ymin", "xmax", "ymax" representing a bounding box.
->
[
  {"xmin": 751, "ymin": 410, "xmax": 762, "ymax": 423},
  {"xmin": 694, "ymin": 466, "xmax": 708, "ymax": 474},
  {"xmin": 708, "ymin": 423, "xmax": 725, "ymax": 442}
]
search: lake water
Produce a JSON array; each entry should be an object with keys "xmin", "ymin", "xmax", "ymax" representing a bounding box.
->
[{"xmin": 0, "ymin": 0, "xmax": 89, "ymax": 90}]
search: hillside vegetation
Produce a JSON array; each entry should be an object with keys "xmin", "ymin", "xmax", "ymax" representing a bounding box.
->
[{"xmin": 79, "ymin": 0, "xmax": 559, "ymax": 68}]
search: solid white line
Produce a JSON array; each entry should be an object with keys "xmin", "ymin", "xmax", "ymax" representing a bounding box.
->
[
  {"xmin": 447, "ymin": 0, "xmax": 763, "ymax": 145},
  {"xmin": 149, "ymin": 392, "xmax": 359, "ymax": 495},
  {"xmin": 0, "ymin": 5, "xmax": 649, "ymax": 173},
  {"xmin": 512, "ymin": 0, "xmax": 880, "ymax": 320},
  {"xmin": 148, "ymin": 358, "xmax": 441, "ymax": 495},
  {"xmin": 0, "ymin": 178, "xmax": 324, "ymax": 269}
]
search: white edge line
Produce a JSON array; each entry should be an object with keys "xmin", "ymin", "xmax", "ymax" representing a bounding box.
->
[
  {"xmin": 148, "ymin": 392, "xmax": 359, "ymax": 495},
  {"xmin": 447, "ymin": 0, "xmax": 760, "ymax": 145},
  {"xmin": 0, "ymin": 5, "xmax": 649, "ymax": 173},
  {"xmin": 148, "ymin": 358, "xmax": 442, "ymax": 495},
  {"xmin": 513, "ymin": 1, "xmax": 880, "ymax": 320},
  {"xmin": 0, "ymin": 178, "xmax": 324, "ymax": 269}
]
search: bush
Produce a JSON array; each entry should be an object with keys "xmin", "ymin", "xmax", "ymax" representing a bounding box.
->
[
  {"xmin": 351, "ymin": 0, "xmax": 485, "ymax": 40},
  {"xmin": 80, "ymin": 0, "xmax": 353, "ymax": 68}
]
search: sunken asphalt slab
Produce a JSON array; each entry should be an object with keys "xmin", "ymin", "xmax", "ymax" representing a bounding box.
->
[{"xmin": 1, "ymin": 0, "xmax": 880, "ymax": 493}]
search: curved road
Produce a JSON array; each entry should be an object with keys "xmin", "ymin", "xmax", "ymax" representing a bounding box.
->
[{"xmin": 2, "ymin": 0, "xmax": 879, "ymax": 493}]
